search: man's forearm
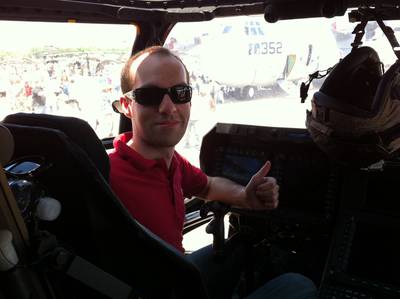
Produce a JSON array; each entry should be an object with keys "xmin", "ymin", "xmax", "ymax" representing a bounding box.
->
[
  {"xmin": 198, "ymin": 161, "xmax": 279, "ymax": 211},
  {"xmin": 201, "ymin": 176, "xmax": 248, "ymax": 208}
]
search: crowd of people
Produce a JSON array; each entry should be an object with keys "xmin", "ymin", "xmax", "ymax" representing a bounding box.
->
[{"xmin": 0, "ymin": 54, "xmax": 123, "ymax": 138}]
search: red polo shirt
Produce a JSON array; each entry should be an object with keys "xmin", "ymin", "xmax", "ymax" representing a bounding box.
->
[{"xmin": 108, "ymin": 132, "xmax": 208, "ymax": 253}]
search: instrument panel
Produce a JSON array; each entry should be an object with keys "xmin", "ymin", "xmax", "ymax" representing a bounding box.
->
[
  {"xmin": 199, "ymin": 123, "xmax": 400, "ymax": 297},
  {"xmin": 199, "ymin": 123, "xmax": 342, "ymax": 284},
  {"xmin": 200, "ymin": 123, "xmax": 341, "ymax": 224}
]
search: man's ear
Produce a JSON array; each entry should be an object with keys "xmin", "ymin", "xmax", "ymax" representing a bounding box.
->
[{"xmin": 120, "ymin": 96, "xmax": 133, "ymax": 118}]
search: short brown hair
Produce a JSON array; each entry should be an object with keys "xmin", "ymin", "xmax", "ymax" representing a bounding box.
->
[{"xmin": 120, "ymin": 46, "xmax": 190, "ymax": 94}]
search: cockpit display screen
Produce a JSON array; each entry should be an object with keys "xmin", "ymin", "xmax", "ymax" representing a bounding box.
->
[
  {"xmin": 346, "ymin": 219, "xmax": 400, "ymax": 287},
  {"xmin": 221, "ymin": 154, "xmax": 264, "ymax": 185}
]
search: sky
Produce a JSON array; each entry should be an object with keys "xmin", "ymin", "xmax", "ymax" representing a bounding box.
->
[{"xmin": 0, "ymin": 21, "xmax": 136, "ymax": 51}]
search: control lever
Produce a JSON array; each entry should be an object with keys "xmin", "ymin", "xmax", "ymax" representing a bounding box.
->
[{"xmin": 200, "ymin": 202, "xmax": 230, "ymax": 257}]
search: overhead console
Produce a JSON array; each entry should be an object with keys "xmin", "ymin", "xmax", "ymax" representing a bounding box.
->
[
  {"xmin": 199, "ymin": 123, "xmax": 343, "ymax": 283},
  {"xmin": 264, "ymin": 0, "xmax": 400, "ymax": 23}
]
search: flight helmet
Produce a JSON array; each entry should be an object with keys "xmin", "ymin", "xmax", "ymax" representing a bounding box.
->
[{"xmin": 306, "ymin": 46, "xmax": 400, "ymax": 167}]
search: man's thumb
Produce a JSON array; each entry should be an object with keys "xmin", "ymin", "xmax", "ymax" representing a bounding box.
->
[{"xmin": 255, "ymin": 161, "xmax": 271, "ymax": 178}]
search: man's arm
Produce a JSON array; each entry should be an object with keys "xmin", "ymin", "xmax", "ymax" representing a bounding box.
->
[{"xmin": 198, "ymin": 161, "xmax": 279, "ymax": 210}]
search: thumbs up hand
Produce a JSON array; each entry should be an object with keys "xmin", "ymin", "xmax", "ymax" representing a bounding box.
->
[{"xmin": 244, "ymin": 161, "xmax": 279, "ymax": 210}]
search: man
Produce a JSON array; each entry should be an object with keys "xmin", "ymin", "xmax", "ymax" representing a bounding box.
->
[{"xmin": 109, "ymin": 46, "xmax": 317, "ymax": 299}]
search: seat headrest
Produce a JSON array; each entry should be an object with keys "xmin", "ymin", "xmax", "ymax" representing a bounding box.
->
[
  {"xmin": 0, "ymin": 123, "xmax": 14, "ymax": 166},
  {"xmin": 3, "ymin": 113, "xmax": 110, "ymax": 180}
]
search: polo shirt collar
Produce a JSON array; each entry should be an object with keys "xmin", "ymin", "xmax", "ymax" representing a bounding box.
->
[{"xmin": 113, "ymin": 132, "xmax": 177, "ymax": 172}]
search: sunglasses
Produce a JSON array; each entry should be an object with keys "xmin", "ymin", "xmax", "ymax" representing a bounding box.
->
[{"xmin": 124, "ymin": 85, "xmax": 192, "ymax": 106}]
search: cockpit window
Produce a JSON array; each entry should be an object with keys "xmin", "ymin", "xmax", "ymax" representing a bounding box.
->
[
  {"xmin": 165, "ymin": 14, "xmax": 400, "ymax": 167},
  {"xmin": 0, "ymin": 21, "xmax": 135, "ymax": 139}
]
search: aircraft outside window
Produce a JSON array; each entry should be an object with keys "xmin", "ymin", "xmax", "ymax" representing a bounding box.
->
[{"xmin": 166, "ymin": 15, "xmax": 399, "ymax": 169}]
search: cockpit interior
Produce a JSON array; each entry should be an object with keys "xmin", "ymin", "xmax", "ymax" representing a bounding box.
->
[{"xmin": 1, "ymin": 1, "xmax": 400, "ymax": 299}]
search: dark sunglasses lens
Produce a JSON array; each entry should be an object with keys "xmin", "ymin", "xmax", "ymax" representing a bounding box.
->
[
  {"xmin": 134, "ymin": 86, "xmax": 192, "ymax": 106},
  {"xmin": 171, "ymin": 86, "xmax": 192, "ymax": 103},
  {"xmin": 134, "ymin": 88, "xmax": 164, "ymax": 106}
]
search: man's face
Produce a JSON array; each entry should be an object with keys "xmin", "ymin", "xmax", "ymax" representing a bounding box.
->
[{"xmin": 125, "ymin": 53, "xmax": 190, "ymax": 149}]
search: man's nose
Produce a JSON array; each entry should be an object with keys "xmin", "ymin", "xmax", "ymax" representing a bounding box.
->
[{"xmin": 158, "ymin": 94, "xmax": 177, "ymax": 114}]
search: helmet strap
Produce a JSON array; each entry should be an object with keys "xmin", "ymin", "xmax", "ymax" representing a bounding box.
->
[
  {"xmin": 350, "ymin": 18, "xmax": 368, "ymax": 51},
  {"xmin": 300, "ymin": 66, "xmax": 335, "ymax": 103},
  {"xmin": 376, "ymin": 18, "xmax": 400, "ymax": 60},
  {"xmin": 351, "ymin": 7, "xmax": 400, "ymax": 59}
]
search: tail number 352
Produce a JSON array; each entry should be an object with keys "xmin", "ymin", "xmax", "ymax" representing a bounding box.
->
[{"xmin": 248, "ymin": 42, "xmax": 283, "ymax": 55}]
